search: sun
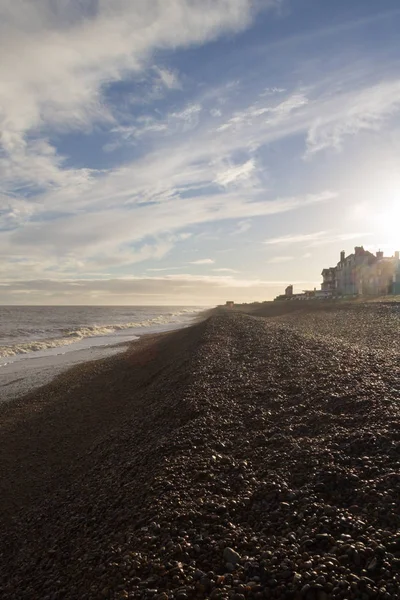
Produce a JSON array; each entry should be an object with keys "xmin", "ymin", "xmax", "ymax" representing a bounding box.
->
[{"xmin": 376, "ymin": 201, "xmax": 400, "ymax": 255}]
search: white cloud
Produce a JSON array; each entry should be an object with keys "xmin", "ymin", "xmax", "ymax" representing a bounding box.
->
[
  {"xmin": 105, "ymin": 101, "xmax": 205, "ymax": 150},
  {"xmin": 0, "ymin": 235, "xmax": 178, "ymax": 282},
  {"xmin": 0, "ymin": 0, "xmax": 277, "ymax": 191},
  {"xmin": 189, "ymin": 258, "xmax": 215, "ymax": 265},
  {"xmin": 0, "ymin": 274, "xmax": 321, "ymax": 305},
  {"xmin": 0, "ymin": 191, "xmax": 335, "ymax": 279},
  {"xmin": 264, "ymin": 231, "xmax": 327, "ymax": 244},
  {"xmin": 2, "ymin": 1, "xmax": 400, "ymax": 202},
  {"xmin": 268, "ymin": 256, "xmax": 294, "ymax": 264},
  {"xmin": 260, "ymin": 87, "xmax": 286, "ymax": 96},
  {"xmin": 214, "ymin": 159, "xmax": 256, "ymax": 187},
  {"xmin": 4, "ymin": 1, "xmax": 397, "ymax": 295},
  {"xmin": 231, "ymin": 220, "xmax": 252, "ymax": 235},
  {"xmin": 213, "ymin": 268, "xmax": 239, "ymax": 273},
  {"xmin": 264, "ymin": 230, "xmax": 373, "ymax": 247},
  {"xmin": 171, "ymin": 104, "xmax": 203, "ymax": 131},
  {"xmin": 305, "ymin": 79, "xmax": 400, "ymax": 156},
  {"xmin": 307, "ymin": 231, "xmax": 373, "ymax": 247},
  {"xmin": 216, "ymin": 92, "xmax": 308, "ymax": 132},
  {"xmin": 153, "ymin": 66, "xmax": 181, "ymax": 90},
  {"xmin": 146, "ymin": 267, "xmax": 185, "ymax": 272},
  {"xmin": 210, "ymin": 76, "xmax": 400, "ymax": 163}
]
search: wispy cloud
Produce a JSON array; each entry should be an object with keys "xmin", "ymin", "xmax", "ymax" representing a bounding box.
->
[
  {"xmin": 305, "ymin": 79, "xmax": 400, "ymax": 156},
  {"xmin": 216, "ymin": 92, "xmax": 308, "ymax": 132},
  {"xmin": 264, "ymin": 231, "xmax": 327, "ymax": 244},
  {"xmin": 146, "ymin": 266, "xmax": 185, "ymax": 272},
  {"xmin": 0, "ymin": 0, "xmax": 277, "ymax": 192},
  {"xmin": 213, "ymin": 268, "xmax": 239, "ymax": 273},
  {"xmin": 0, "ymin": 191, "xmax": 335, "ymax": 281},
  {"xmin": 189, "ymin": 258, "xmax": 215, "ymax": 265},
  {"xmin": 153, "ymin": 67, "xmax": 182, "ymax": 90},
  {"xmin": 260, "ymin": 87, "xmax": 287, "ymax": 96},
  {"xmin": 308, "ymin": 232, "xmax": 373, "ymax": 247},
  {"xmin": 1, "ymin": 0, "xmax": 398, "ymax": 301},
  {"xmin": 264, "ymin": 230, "xmax": 372, "ymax": 247},
  {"xmin": 214, "ymin": 160, "xmax": 256, "ymax": 187},
  {"xmin": 231, "ymin": 220, "xmax": 252, "ymax": 235},
  {"xmin": 268, "ymin": 256, "xmax": 294, "ymax": 264},
  {"xmin": 0, "ymin": 274, "xmax": 322, "ymax": 305}
]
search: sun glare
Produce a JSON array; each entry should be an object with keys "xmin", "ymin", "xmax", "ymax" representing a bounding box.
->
[{"xmin": 375, "ymin": 201, "xmax": 400, "ymax": 255}]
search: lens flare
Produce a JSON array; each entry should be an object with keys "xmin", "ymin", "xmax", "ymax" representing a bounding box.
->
[{"xmin": 373, "ymin": 201, "xmax": 400, "ymax": 255}]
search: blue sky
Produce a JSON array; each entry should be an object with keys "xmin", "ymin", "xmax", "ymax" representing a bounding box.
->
[{"xmin": 0, "ymin": 0, "xmax": 399, "ymax": 304}]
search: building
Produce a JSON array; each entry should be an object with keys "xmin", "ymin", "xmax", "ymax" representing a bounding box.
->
[
  {"xmin": 225, "ymin": 301, "xmax": 234, "ymax": 308},
  {"xmin": 336, "ymin": 246, "xmax": 376, "ymax": 296},
  {"xmin": 393, "ymin": 252, "xmax": 400, "ymax": 295},
  {"xmin": 275, "ymin": 246, "xmax": 400, "ymax": 302},
  {"xmin": 321, "ymin": 247, "xmax": 400, "ymax": 297},
  {"xmin": 285, "ymin": 285, "xmax": 293, "ymax": 297},
  {"xmin": 359, "ymin": 251, "xmax": 398, "ymax": 296},
  {"xmin": 321, "ymin": 267, "xmax": 337, "ymax": 294}
]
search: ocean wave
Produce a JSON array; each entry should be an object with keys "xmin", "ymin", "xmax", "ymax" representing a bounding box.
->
[{"xmin": 0, "ymin": 309, "xmax": 200, "ymax": 358}]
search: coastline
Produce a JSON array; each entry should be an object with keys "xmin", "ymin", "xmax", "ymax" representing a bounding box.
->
[
  {"xmin": 0, "ymin": 341, "xmax": 130, "ymax": 404},
  {"xmin": 0, "ymin": 327, "xmax": 186, "ymax": 525},
  {"xmin": 0, "ymin": 304, "xmax": 399, "ymax": 599},
  {"xmin": 0, "ymin": 308, "xmax": 209, "ymax": 404}
]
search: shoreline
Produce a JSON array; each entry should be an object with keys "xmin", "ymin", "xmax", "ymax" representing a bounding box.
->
[
  {"xmin": 0, "ymin": 309, "xmax": 210, "ymax": 404},
  {"xmin": 0, "ymin": 304, "xmax": 399, "ymax": 599},
  {"xmin": 0, "ymin": 340, "xmax": 130, "ymax": 404},
  {"xmin": 0, "ymin": 327, "xmax": 181, "ymax": 526}
]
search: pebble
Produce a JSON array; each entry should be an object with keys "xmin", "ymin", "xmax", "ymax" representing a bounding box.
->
[{"xmin": 1, "ymin": 306, "xmax": 399, "ymax": 600}]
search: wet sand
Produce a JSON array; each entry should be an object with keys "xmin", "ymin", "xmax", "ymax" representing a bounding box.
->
[{"xmin": 0, "ymin": 343, "xmax": 130, "ymax": 404}]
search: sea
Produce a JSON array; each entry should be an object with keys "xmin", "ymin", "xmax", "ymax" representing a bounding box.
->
[{"xmin": 0, "ymin": 305, "xmax": 205, "ymax": 402}]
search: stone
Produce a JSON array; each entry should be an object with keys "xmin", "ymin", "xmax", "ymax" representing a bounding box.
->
[
  {"xmin": 194, "ymin": 569, "xmax": 205, "ymax": 580},
  {"xmin": 367, "ymin": 558, "xmax": 378, "ymax": 572},
  {"xmin": 223, "ymin": 547, "xmax": 241, "ymax": 566}
]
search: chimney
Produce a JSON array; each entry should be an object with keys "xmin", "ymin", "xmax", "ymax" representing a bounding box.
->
[
  {"xmin": 340, "ymin": 250, "xmax": 345, "ymax": 263},
  {"xmin": 395, "ymin": 251, "xmax": 399, "ymax": 260},
  {"xmin": 376, "ymin": 250, "xmax": 384, "ymax": 260}
]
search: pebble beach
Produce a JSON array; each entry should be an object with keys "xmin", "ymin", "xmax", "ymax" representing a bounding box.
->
[{"xmin": 0, "ymin": 302, "xmax": 399, "ymax": 600}]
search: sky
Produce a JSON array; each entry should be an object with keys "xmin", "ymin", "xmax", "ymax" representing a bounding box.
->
[{"xmin": 1, "ymin": 0, "xmax": 400, "ymax": 305}]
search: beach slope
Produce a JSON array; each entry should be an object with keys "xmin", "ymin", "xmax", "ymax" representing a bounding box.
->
[{"xmin": 0, "ymin": 307, "xmax": 399, "ymax": 599}]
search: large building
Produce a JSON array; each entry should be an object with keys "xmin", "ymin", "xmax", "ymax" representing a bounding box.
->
[
  {"xmin": 359, "ymin": 251, "xmax": 400, "ymax": 296},
  {"xmin": 336, "ymin": 246, "xmax": 376, "ymax": 296},
  {"xmin": 321, "ymin": 247, "xmax": 400, "ymax": 297},
  {"xmin": 276, "ymin": 246, "xmax": 400, "ymax": 302}
]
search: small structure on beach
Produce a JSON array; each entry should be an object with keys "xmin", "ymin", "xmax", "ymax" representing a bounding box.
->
[
  {"xmin": 285, "ymin": 285, "xmax": 293, "ymax": 297},
  {"xmin": 225, "ymin": 301, "xmax": 235, "ymax": 308}
]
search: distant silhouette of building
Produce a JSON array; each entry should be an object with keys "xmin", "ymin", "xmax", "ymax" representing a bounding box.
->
[{"xmin": 285, "ymin": 285, "xmax": 293, "ymax": 297}]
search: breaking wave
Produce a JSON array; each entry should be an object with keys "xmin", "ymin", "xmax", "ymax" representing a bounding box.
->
[{"xmin": 0, "ymin": 309, "xmax": 200, "ymax": 358}]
